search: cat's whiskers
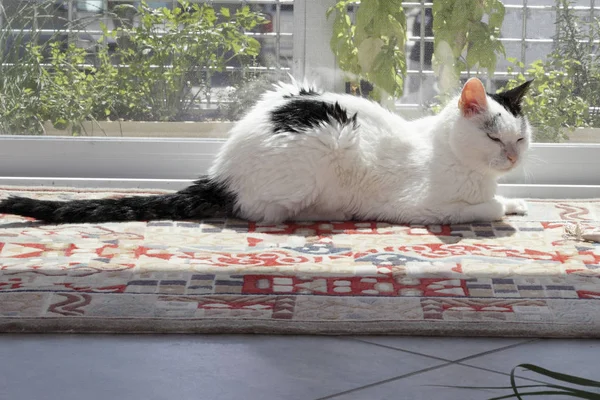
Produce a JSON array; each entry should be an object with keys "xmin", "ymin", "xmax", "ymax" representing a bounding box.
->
[
  {"xmin": 525, "ymin": 152, "xmax": 546, "ymax": 165},
  {"xmin": 522, "ymin": 153, "xmax": 545, "ymax": 183},
  {"xmin": 520, "ymin": 164, "xmax": 535, "ymax": 184}
]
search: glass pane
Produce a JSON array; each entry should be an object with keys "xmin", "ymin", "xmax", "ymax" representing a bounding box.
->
[
  {"xmin": 1, "ymin": 0, "xmax": 599, "ymax": 143},
  {"xmin": 398, "ymin": 0, "xmax": 599, "ymax": 143},
  {"xmin": 0, "ymin": 0, "xmax": 292, "ymax": 137}
]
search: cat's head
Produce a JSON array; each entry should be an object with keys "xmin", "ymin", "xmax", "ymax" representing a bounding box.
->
[{"xmin": 448, "ymin": 78, "xmax": 533, "ymax": 175}]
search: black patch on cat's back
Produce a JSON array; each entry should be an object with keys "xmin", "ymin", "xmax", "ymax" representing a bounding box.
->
[
  {"xmin": 299, "ymin": 88, "xmax": 318, "ymax": 96},
  {"xmin": 283, "ymin": 88, "xmax": 320, "ymax": 98},
  {"xmin": 271, "ymin": 99, "xmax": 358, "ymax": 134}
]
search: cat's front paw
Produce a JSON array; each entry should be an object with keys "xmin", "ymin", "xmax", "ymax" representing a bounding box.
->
[
  {"xmin": 460, "ymin": 198, "xmax": 505, "ymax": 222},
  {"xmin": 503, "ymin": 198, "xmax": 528, "ymax": 215},
  {"xmin": 486, "ymin": 199, "xmax": 506, "ymax": 221}
]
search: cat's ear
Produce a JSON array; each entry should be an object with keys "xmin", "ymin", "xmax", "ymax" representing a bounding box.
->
[
  {"xmin": 458, "ymin": 78, "xmax": 488, "ymax": 117},
  {"xmin": 496, "ymin": 79, "xmax": 533, "ymax": 110}
]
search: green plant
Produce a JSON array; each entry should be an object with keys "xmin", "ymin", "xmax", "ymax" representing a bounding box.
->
[
  {"xmin": 501, "ymin": 0, "xmax": 600, "ymax": 142},
  {"xmin": 327, "ymin": 0, "xmax": 407, "ymax": 100},
  {"xmin": 38, "ymin": 42, "xmax": 109, "ymax": 134},
  {"xmin": 439, "ymin": 363, "xmax": 600, "ymax": 399},
  {"xmin": 0, "ymin": 9, "xmax": 125, "ymax": 135},
  {"xmin": 502, "ymin": 58, "xmax": 589, "ymax": 143},
  {"xmin": 0, "ymin": 0, "xmax": 111, "ymax": 134},
  {"xmin": 432, "ymin": 0, "xmax": 505, "ymax": 96},
  {"xmin": 105, "ymin": 0, "xmax": 265, "ymax": 121},
  {"xmin": 0, "ymin": 50, "xmax": 45, "ymax": 135},
  {"xmin": 0, "ymin": 0, "xmax": 266, "ymax": 134},
  {"xmin": 327, "ymin": 0, "xmax": 506, "ymax": 104},
  {"xmin": 499, "ymin": 364, "xmax": 600, "ymax": 399},
  {"xmin": 0, "ymin": 1, "xmax": 50, "ymax": 134}
]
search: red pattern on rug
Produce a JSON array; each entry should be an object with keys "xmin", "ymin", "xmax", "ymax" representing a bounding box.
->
[{"xmin": 0, "ymin": 187, "xmax": 599, "ymax": 336}]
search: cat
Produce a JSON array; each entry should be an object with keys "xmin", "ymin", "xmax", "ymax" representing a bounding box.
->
[{"xmin": 0, "ymin": 77, "xmax": 532, "ymax": 225}]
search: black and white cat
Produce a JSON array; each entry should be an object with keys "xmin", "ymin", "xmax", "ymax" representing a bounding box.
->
[{"xmin": 0, "ymin": 77, "xmax": 532, "ymax": 224}]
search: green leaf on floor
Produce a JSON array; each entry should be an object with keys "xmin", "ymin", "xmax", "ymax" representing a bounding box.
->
[{"xmin": 431, "ymin": 363, "xmax": 600, "ymax": 399}]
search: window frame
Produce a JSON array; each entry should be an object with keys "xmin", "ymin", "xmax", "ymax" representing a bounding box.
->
[
  {"xmin": 0, "ymin": 136, "xmax": 598, "ymax": 198},
  {"xmin": 1, "ymin": 0, "xmax": 599, "ymax": 199}
]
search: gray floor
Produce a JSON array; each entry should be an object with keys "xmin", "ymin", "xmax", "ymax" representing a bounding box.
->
[{"xmin": 0, "ymin": 335, "xmax": 598, "ymax": 400}]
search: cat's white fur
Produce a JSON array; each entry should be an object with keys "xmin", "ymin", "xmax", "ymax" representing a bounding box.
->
[{"xmin": 209, "ymin": 78, "xmax": 530, "ymax": 224}]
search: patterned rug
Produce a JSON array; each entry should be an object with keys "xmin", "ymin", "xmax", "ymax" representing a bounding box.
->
[{"xmin": 1, "ymin": 186, "xmax": 599, "ymax": 337}]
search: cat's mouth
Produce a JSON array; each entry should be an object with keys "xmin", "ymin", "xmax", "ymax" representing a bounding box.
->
[
  {"xmin": 490, "ymin": 159, "xmax": 518, "ymax": 172},
  {"xmin": 496, "ymin": 163, "xmax": 517, "ymax": 172}
]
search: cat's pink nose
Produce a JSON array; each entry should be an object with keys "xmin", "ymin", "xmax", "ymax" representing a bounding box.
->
[{"xmin": 507, "ymin": 154, "xmax": 518, "ymax": 164}]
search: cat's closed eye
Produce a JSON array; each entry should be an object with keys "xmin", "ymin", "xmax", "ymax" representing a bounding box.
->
[{"xmin": 487, "ymin": 133, "xmax": 502, "ymax": 143}]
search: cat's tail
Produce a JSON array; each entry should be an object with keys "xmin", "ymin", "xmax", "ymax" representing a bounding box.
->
[{"xmin": 0, "ymin": 177, "xmax": 237, "ymax": 224}]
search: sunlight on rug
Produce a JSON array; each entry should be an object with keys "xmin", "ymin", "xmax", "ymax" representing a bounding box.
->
[{"xmin": 0, "ymin": 186, "xmax": 599, "ymax": 336}]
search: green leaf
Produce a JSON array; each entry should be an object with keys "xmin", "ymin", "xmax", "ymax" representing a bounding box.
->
[
  {"xmin": 328, "ymin": 0, "xmax": 407, "ymax": 99},
  {"xmin": 432, "ymin": 0, "xmax": 505, "ymax": 96},
  {"xmin": 487, "ymin": 390, "xmax": 600, "ymax": 400},
  {"xmin": 52, "ymin": 118, "xmax": 69, "ymax": 130},
  {"xmin": 512, "ymin": 364, "xmax": 600, "ymax": 389}
]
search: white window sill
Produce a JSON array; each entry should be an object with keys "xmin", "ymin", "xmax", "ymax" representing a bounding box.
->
[{"xmin": 0, "ymin": 136, "xmax": 598, "ymax": 198}]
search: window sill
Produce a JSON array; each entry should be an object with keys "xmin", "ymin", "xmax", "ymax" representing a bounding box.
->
[{"xmin": 0, "ymin": 135, "xmax": 598, "ymax": 198}]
